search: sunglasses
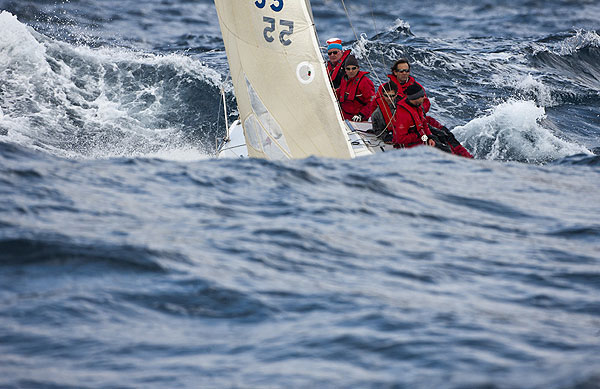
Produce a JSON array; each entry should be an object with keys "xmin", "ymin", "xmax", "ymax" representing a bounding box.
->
[
  {"xmin": 394, "ymin": 69, "xmax": 410, "ymax": 73},
  {"xmin": 345, "ymin": 66, "xmax": 358, "ymax": 71},
  {"xmin": 328, "ymin": 50, "xmax": 340, "ymax": 56}
]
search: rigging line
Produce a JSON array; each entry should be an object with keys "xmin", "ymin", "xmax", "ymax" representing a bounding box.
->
[
  {"xmin": 308, "ymin": 1, "xmax": 348, "ymax": 117},
  {"xmin": 216, "ymin": 70, "xmax": 232, "ymax": 154},
  {"xmin": 339, "ymin": 0, "xmax": 384, "ymax": 87},
  {"xmin": 369, "ymin": 0, "xmax": 390, "ymax": 74},
  {"xmin": 216, "ymin": 84, "xmax": 223, "ymax": 152}
]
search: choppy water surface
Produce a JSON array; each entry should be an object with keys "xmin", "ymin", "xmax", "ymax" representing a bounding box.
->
[{"xmin": 1, "ymin": 0, "xmax": 599, "ymax": 387}]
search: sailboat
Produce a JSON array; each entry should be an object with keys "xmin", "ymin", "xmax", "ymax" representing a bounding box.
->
[{"xmin": 214, "ymin": 0, "xmax": 391, "ymax": 159}]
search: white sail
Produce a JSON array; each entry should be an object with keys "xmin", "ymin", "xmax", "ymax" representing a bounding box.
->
[{"xmin": 214, "ymin": 0, "xmax": 356, "ymax": 159}]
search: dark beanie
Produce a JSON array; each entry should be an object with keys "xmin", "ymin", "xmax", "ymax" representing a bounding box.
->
[
  {"xmin": 345, "ymin": 55, "xmax": 359, "ymax": 67},
  {"xmin": 405, "ymin": 83, "xmax": 425, "ymax": 100}
]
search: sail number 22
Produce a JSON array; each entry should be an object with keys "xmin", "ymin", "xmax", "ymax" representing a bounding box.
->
[{"xmin": 255, "ymin": 0, "xmax": 294, "ymax": 46}]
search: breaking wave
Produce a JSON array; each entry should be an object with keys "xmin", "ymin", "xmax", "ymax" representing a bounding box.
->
[
  {"xmin": 0, "ymin": 11, "xmax": 596, "ymax": 165},
  {"xmin": 0, "ymin": 11, "xmax": 226, "ymax": 161},
  {"xmin": 454, "ymin": 100, "xmax": 591, "ymax": 163}
]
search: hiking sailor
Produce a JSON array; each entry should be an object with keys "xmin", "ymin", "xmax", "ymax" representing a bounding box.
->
[
  {"xmin": 393, "ymin": 83, "xmax": 437, "ymax": 148},
  {"xmin": 381, "ymin": 58, "xmax": 432, "ymax": 113},
  {"xmin": 336, "ymin": 55, "xmax": 376, "ymax": 122},
  {"xmin": 371, "ymin": 82, "xmax": 398, "ymax": 142},
  {"xmin": 393, "ymin": 84, "xmax": 473, "ymax": 158},
  {"xmin": 325, "ymin": 38, "xmax": 352, "ymax": 90}
]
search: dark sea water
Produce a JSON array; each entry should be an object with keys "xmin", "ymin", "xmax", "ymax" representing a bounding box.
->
[{"xmin": 1, "ymin": 1, "xmax": 600, "ymax": 388}]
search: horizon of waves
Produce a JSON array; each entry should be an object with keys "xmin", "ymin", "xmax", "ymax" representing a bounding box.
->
[{"xmin": 0, "ymin": 11, "xmax": 226, "ymax": 161}]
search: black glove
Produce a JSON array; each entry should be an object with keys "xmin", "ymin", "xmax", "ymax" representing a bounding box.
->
[
  {"xmin": 441, "ymin": 126, "xmax": 460, "ymax": 147},
  {"xmin": 385, "ymin": 131, "xmax": 393, "ymax": 143},
  {"xmin": 430, "ymin": 134, "xmax": 452, "ymax": 153}
]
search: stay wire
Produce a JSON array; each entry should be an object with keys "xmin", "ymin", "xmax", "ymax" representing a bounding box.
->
[
  {"xmin": 369, "ymin": 0, "xmax": 391, "ymax": 74},
  {"xmin": 367, "ymin": 0, "xmax": 397, "ymax": 134},
  {"xmin": 216, "ymin": 70, "xmax": 232, "ymax": 154},
  {"xmin": 341, "ymin": 0, "xmax": 397, "ymax": 134},
  {"xmin": 339, "ymin": 0, "xmax": 384, "ymax": 87}
]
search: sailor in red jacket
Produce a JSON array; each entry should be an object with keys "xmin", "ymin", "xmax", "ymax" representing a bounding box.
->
[
  {"xmin": 325, "ymin": 38, "xmax": 352, "ymax": 90},
  {"xmin": 336, "ymin": 55, "xmax": 376, "ymax": 121},
  {"xmin": 379, "ymin": 58, "xmax": 432, "ymax": 113},
  {"xmin": 371, "ymin": 82, "xmax": 398, "ymax": 142},
  {"xmin": 394, "ymin": 84, "xmax": 473, "ymax": 158},
  {"xmin": 393, "ymin": 84, "xmax": 436, "ymax": 148}
]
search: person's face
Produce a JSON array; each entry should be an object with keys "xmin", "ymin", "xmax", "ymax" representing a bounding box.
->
[
  {"xmin": 393, "ymin": 63, "xmax": 411, "ymax": 83},
  {"xmin": 383, "ymin": 91, "xmax": 397, "ymax": 104},
  {"xmin": 409, "ymin": 96, "xmax": 425, "ymax": 106},
  {"xmin": 345, "ymin": 65, "xmax": 359, "ymax": 79},
  {"xmin": 328, "ymin": 49, "xmax": 342, "ymax": 63}
]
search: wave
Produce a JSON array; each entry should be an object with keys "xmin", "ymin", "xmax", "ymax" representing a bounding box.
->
[
  {"xmin": 355, "ymin": 27, "xmax": 600, "ymax": 111},
  {"xmin": 533, "ymin": 30, "xmax": 600, "ymax": 56},
  {"xmin": 2, "ymin": 11, "xmax": 596, "ymax": 165},
  {"xmin": 550, "ymin": 153, "xmax": 600, "ymax": 166},
  {"xmin": 0, "ymin": 11, "xmax": 226, "ymax": 161},
  {"xmin": 119, "ymin": 278, "xmax": 273, "ymax": 321},
  {"xmin": 453, "ymin": 100, "xmax": 591, "ymax": 163},
  {"xmin": 350, "ymin": 28, "xmax": 596, "ymax": 163},
  {"xmin": 528, "ymin": 30, "xmax": 600, "ymax": 96},
  {"xmin": 0, "ymin": 234, "xmax": 185, "ymax": 272}
]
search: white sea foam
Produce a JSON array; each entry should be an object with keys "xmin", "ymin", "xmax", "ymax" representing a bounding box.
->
[
  {"xmin": 144, "ymin": 148, "xmax": 211, "ymax": 162},
  {"xmin": 0, "ymin": 11, "xmax": 49, "ymax": 72},
  {"xmin": 558, "ymin": 30, "xmax": 600, "ymax": 56},
  {"xmin": 390, "ymin": 18, "xmax": 411, "ymax": 33},
  {"xmin": 530, "ymin": 29, "xmax": 600, "ymax": 57},
  {"xmin": 454, "ymin": 100, "xmax": 590, "ymax": 163},
  {"xmin": 496, "ymin": 73, "xmax": 557, "ymax": 107},
  {"xmin": 517, "ymin": 75, "xmax": 554, "ymax": 104},
  {"xmin": 0, "ymin": 11, "xmax": 220, "ymax": 161}
]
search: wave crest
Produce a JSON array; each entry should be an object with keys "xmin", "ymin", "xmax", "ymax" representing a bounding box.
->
[
  {"xmin": 0, "ymin": 12, "xmax": 224, "ymax": 161},
  {"xmin": 454, "ymin": 100, "xmax": 590, "ymax": 163}
]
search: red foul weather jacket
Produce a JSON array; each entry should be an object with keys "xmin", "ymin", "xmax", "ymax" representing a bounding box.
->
[
  {"xmin": 337, "ymin": 71, "xmax": 376, "ymax": 121},
  {"xmin": 327, "ymin": 49, "xmax": 352, "ymax": 90},
  {"xmin": 372, "ymin": 93, "xmax": 396, "ymax": 137},
  {"xmin": 393, "ymin": 98, "xmax": 433, "ymax": 147},
  {"xmin": 394, "ymin": 99, "xmax": 474, "ymax": 157}
]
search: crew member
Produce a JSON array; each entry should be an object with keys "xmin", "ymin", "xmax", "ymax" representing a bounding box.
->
[
  {"xmin": 325, "ymin": 38, "xmax": 352, "ymax": 89},
  {"xmin": 382, "ymin": 58, "xmax": 431, "ymax": 113},
  {"xmin": 393, "ymin": 83, "xmax": 437, "ymax": 148},
  {"xmin": 336, "ymin": 55, "xmax": 376, "ymax": 122},
  {"xmin": 394, "ymin": 84, "xmax": 473, "ymax": 158},
  {"xmin": 371, "ymin": 82, "xmax": 398, "ymax": 142}
]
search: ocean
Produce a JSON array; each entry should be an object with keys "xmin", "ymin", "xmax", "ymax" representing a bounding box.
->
[{"xmin": 1, "ymin": 0, "xmax": 599, "ymax": 388}]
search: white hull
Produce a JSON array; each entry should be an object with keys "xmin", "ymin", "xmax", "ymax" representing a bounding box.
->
[
  {"xmin": 216, "ymin": 120, "xmax": 249, "ymax": 159},
  {"xmin": 217, "ymin": 121, "xmax": 394, "ymax": 159}
]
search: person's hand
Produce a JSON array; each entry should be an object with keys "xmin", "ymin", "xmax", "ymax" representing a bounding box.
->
[
  {"xmin": 352, "ymin": 114, "xmax": 363, "ymax": 122},
  {"xmin": 428, "ymin": 138, "xmax": 436, "ymax": 147}
]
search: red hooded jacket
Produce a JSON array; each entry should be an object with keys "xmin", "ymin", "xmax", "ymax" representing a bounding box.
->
[{"xmin": 393, "ymin": 98, "xmax": 433, "ymax": 147}]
